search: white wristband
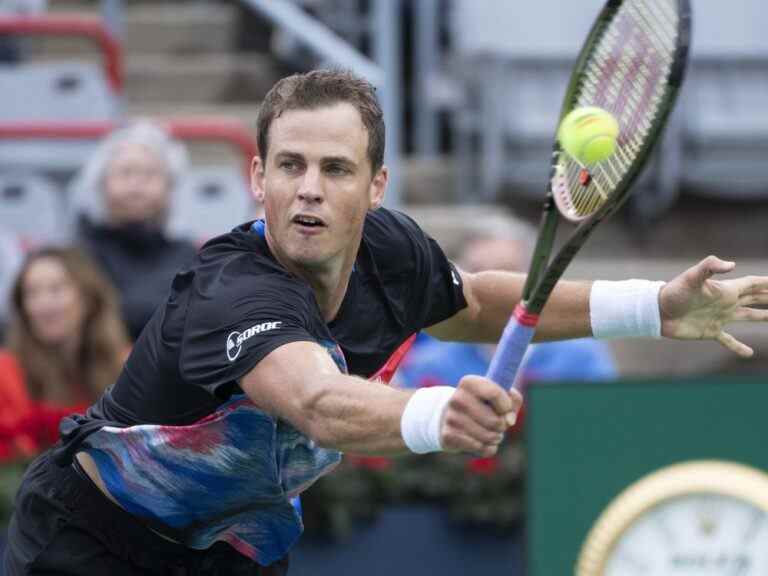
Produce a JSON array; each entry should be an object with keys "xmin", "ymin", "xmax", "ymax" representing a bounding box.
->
[
  {"xmin": 400, "ymin": 386, "xmax": 455, "ymax": 454},
  {"xmin": 590, "ymin": 279, "xmax": 665, "ymax": 339}
]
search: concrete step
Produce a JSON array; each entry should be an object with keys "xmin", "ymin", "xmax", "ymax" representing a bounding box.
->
[
  {"xmin": 123, "ymin": 3, "xmax": 238, "ymax": 55},
  {"xmin": 397, "ymin": 155, "xmax": 768, "ymax": 260},
  {"xmin": 402, "ymin": 157, "xmax": 460, "ymax": 205},
  {"xmin": 558, "ymin": 194, "xmax": 768, "ymax": 261},
  {"xmin": 48, "ymin": 3, "xmax": 239, "ymax": 53},
  {"xmin": 126, "ymin": 102, "xmax": 261, "ymax": 127},
  {"xmin": 36, "ymin": 3, "xmax": 239, "ymax": 57},
  {"xmin": 26, "ymin": 3, "xmax": 281, "ymax": 105},
  {"xmin": 47, "ymin": 1, "xmax": 96, "ymax": 13},
  {"xmin": 405, "ymin": 203, "xmax": 768, "ymax": 280},
  {"xmin": 124, "ymin": 53, "xmax": 281, "ymax": 103}
]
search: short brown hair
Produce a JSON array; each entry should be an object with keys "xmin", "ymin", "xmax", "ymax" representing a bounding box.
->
[
  {"xmin": 8, "ymin": 247, "xmax": 129, "ymax": 404},
  {"xmin": 257, "ymin": 69, "xmax": 385, "ymax": 174}
]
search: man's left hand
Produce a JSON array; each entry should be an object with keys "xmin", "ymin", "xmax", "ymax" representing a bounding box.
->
[{"xmin": 660, "ymin": 255, "xmax": 768, "ymax": 357}]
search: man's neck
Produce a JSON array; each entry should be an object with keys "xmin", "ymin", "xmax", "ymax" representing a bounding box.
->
[
  {"xmin": 305, "ymin": 267, "xmax": 352, "ymax": 322},
  {"xmin": 265, "ymin": 236, "xmax": 357, "ymax": 322}
]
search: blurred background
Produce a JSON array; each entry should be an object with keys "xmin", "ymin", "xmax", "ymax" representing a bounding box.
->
[{"xmin": 0, "ymin": 0, "xmax": 767, "ymax": 574}]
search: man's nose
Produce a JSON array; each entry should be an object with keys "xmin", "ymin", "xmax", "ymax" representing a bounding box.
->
[{"xmin": 297, "ymin": 167, "xmax": 324, "ymax": 203}]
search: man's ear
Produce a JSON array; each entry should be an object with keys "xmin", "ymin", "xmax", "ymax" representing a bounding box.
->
[
  {"xmin": 368, "ymin": 166, "xmax": 388, "ymax": 210},
  {"xmin": 251, "ymin": 155, "xmax": 266, "ymax": 203}
]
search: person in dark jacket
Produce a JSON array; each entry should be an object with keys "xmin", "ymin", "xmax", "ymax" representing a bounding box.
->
[{"xmin": 69, "ymin": 120, "xmax": 198, "ymax": 341}]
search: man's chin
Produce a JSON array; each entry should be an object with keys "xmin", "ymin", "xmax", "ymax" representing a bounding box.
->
[{"xmin": 286, "ymin": 248, "xmax": 329, "ymax": 270}]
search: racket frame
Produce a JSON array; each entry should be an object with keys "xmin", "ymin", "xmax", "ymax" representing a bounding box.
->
[
  {"xmin": 524, "ymin": 0, "xmax": 691, "ymax": 316},
  {"xmin": 487, "ymin": 0, "xmax": 691, "ymax": 390}
]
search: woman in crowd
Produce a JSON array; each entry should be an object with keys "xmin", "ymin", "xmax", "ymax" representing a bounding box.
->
[
  {"xmin": 69, "ymin": 120, "xmax": 198, "ymax": 341},
  {"xmin": 0, "ymin": 247, "xmax": 130, "ymax": 460}
]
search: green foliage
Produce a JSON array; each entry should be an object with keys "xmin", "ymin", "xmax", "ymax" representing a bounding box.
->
[
  {"xmin": 0, "ymin": 462, "xmax": 28, "ymax": 529},
  {"xmin": 300, "ymin": 437, "xmax": 526, "ymax": 540}
]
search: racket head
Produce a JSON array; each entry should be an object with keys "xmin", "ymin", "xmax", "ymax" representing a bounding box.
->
[{"xmin": 550, "ymin": 0, "xmax": 691, "ymax": 223}]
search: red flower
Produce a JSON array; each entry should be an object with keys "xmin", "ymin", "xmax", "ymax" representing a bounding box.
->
[
  {"xmin": 347, "ymin": 455, "xmax": 393, "ymax": 471},
  {"xmin": 467, "ymin": 456, "xmax": 499, "ymax": 476}
]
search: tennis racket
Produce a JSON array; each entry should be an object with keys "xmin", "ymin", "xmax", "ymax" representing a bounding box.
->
[{"xmin": 486, "ymin": 0, "xmax": 691, "ymax": 390}]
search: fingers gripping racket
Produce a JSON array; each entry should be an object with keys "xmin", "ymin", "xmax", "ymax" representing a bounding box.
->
[{"xmin": 486, "ymin": 0, "xmax": 691, "ymax": 390}]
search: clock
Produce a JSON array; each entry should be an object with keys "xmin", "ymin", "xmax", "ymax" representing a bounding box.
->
[{"xmin": 576, "ymin": 460, "xmax": 768, "ymax": 575}]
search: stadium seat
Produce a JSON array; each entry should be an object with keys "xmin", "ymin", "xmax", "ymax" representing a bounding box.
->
[
  {"xmin": 0, "ymin": 231, "xmax": 24, "ymax": 336},
  {"xmin": 451, "ymin": 0, "xmax": 603, "ymax": 58},
  {"xmin": 0, "ymin": 172, "xmax": 66, "ymax": 245},
  {"xmin": 0, "ymin": 62, "xmax": 119, "ymax": 176},
  {"xmin": 169, "ymin": 166, "xmax": 258, "ymax": 242},
  {"xmin": 448, "ymin": 0, "xmax": 621, "ymax": 201},
  {"xmin": 449, "ymin": 0, "xmax": 768, "ymax": 208},
  {"xmin": 679, "ymin": 2, "xmax": 768, "ymax": 199},
  {"xmin": 0, "ymin": 61, "xmax": 117, "ymax": 121}
]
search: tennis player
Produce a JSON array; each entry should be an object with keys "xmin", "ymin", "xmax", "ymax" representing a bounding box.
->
[{"xmin": 5, "ymin": 69, "xmax": 768, "ymax": 575}]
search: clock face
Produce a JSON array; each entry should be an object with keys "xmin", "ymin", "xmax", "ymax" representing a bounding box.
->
[
  {"xmin": 604, "ymin": 494, "xmax": 768, "ymax": 575},
  {"xmin": 578, "ymin": 462, "xmax": 768, "ymax": 576}
]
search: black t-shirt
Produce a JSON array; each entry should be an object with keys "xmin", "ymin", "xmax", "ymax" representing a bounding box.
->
[
  {"xmin": 53, "ymin": 208, "xmax": 467, "ymax": 564},
  {"xmin": 57, "ymin": 207, "xmax": 466, "ymax": 456}
]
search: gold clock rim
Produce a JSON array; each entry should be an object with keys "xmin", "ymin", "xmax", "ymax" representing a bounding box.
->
[{"xmin": 575, "ymin": 459, "xmax": 768, "ymax": 576}]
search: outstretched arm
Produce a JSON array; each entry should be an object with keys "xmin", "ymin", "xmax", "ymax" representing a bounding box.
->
[
  {"xmin": 428, "ymin": 255, "xmax": 768, "ymax": 357},
  {"xmin": 240, "ymin": 341, "xmax": 521, "ymax": 456},
  {"xmin": 426, "ymin": 269, "xmax": 592, "ymax": 343}
]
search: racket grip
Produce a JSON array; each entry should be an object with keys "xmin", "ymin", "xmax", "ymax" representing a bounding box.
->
[{"xmin": 486, "ymin": 304, "xmax": 539, "ymax": 391}]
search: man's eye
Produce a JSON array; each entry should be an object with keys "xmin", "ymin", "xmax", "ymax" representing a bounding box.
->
[
  {"xmin": 326, "ymin": 164, "xmax": 349, "ymax": 176},
  {"xmin": 280, "ymin": 161, "xmax": 298, "ymax": 171}
]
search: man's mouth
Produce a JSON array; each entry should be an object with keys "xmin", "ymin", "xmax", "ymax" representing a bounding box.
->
[{"xmin": 292, "ymin": 215, "xmax": 327, "ymax": 228}]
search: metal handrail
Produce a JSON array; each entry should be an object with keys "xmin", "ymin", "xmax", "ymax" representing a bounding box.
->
[
  {"xmin": 0, "ymin": 15, "xmax": 123, "ymax": 93},
  {"xmin": 0, "ymin": 119, "xmax": 256, "ymax": 182},
  {"xmin": 241, "ymin": 0, "xmax": 383, "ymax": 85}
]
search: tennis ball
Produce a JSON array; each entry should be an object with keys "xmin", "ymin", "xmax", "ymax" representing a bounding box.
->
[{"xmin": 558, "ymin": 106, "xmax": 620, "ymax": 165}]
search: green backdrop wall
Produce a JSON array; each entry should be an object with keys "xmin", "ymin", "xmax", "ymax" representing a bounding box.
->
[{"xmin": 526, "ymin": 377, "xmax": 768, "ymax": 575}]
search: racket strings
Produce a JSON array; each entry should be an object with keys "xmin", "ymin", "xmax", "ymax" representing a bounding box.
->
[
  {"xmin": 633, "ymin": 1, "xmax": 676, "ymax": 49},
  {"xmin": 554, "ymin": 0, "xmax": 681, "ymax": 220}
]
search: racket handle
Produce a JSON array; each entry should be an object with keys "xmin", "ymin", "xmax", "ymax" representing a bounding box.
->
[{"xmin": 486, "ymin": 304, "xmax": 539, "ymax": 391}]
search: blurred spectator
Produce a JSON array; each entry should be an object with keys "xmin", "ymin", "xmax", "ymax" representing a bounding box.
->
[
  {"xmin": 0, "ymin": 0, "xmax": 47, "ymax": 63},
  {"xmin": 68, "ymin": 120, "xmax": 198, "ymax": 341},
  {"xmin": 0, "ymin": 247, "xmax": 129, "ymax": 461},
  {"xmin": 396, "ymin": 218, "xmax": 617, "ymax": 389},
  {"xmin": 0, "ymin": 231, "xmax": 23, "ymax": 342}
]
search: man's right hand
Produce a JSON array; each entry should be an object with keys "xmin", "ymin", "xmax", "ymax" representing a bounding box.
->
[{"xmin": 439, "ymin": 375, "xmax": 523, "ymax": 456}]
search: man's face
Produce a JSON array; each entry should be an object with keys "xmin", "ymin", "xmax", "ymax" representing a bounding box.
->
[{"xmin": 253, "ymin": 102, "xmax": 386, "ymax": 275}]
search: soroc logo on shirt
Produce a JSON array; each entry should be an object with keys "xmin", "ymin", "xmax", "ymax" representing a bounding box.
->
[{"xmin": 226, "ymin": 321, "xmax": 282, "ymax": 361}]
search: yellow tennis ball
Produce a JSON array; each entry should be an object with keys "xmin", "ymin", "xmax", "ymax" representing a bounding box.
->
[{"xmin": 558, "ymin": 106, "xmax": 620, "ymax": 165}]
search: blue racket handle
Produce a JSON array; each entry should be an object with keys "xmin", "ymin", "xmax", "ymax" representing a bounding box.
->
[{"xmin": 486, "ymin": 304, "xmax": 540, "ymax": 391}]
